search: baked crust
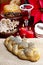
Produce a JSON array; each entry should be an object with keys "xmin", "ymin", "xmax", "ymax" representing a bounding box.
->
[
  {"xmin": 4, "ymin": 36, "xmax": 40, "ymax": 62},
  {"xmin": 3, "ymin": 4, "xmax": 21, "ymax": 14},
  {"xmin": 10, "ymin": 0, "xmax": 21, "ymax": 5}
]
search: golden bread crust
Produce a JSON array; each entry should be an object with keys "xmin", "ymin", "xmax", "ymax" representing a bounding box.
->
[{"xmin": 4, "ymin": 36, "xmax": 40, "ymax": 62}]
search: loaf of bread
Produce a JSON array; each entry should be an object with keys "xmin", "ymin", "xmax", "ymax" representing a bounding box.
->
[
  {"xmin": 4, "ymin": 36, "xmax": 40, "ymax": 62},
  {"xmin": 3, "ymin": 4, "xmax": 21, "ymax": 14},
  {"xmin": 10, "ymin": 0, "xmax": 21, "ymax": 5}
]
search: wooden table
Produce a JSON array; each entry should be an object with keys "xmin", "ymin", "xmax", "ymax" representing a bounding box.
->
[{"xmin": 0, "ymin": 38, "xmax": 43, "ymax": 65}]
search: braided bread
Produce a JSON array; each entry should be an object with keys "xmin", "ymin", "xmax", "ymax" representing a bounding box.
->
[
  {"xmin": 10, "ymin": 0, "xmax": 21, "ymax": 5},
  {"xmin": 4, "ymin": 36, "xmax": 40, "ymax": 62}
]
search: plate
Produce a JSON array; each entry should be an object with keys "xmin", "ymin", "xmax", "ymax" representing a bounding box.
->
[{"xmin": 1, "ymin": 11, "xmax": 22, "ymax": 20}]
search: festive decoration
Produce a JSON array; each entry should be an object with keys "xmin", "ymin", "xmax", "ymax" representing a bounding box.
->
[
  {"xmin": 19, "ymin": 24, "xmax": 34, "ymax": 38},
  {"xmin": 39, "ymin": 0, "xmax": 43, "ymax": 8},
  {"xmin": 28, "ymin": 0, "xmax": 43, "ymax": 24},
  {"xmin": 19, "ymin": 24, "xmax": 27, "ymax": 37},
  {"xmin": 26, "ymin": 27, "xmax": 34, "ymax": 38}
]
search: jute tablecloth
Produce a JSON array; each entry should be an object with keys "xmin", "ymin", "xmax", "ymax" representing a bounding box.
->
[{"xmin": 0, "ymin": 38, "xmax": 43, "ymax": 65}]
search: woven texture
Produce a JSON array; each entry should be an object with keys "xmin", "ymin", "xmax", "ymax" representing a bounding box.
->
[{"xmin": 0, "ymin": 38, "xmax": 43, "ymax": 65}]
